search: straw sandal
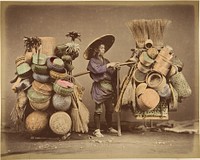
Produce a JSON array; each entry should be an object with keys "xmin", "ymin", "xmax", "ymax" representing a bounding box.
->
[
  {"xmin": 108, "ymin": 127, "xmax": 118, "ymax": 134},
  {"xmin": 93, "ymin": 129, "xmax": 104, "ymax": 138}
]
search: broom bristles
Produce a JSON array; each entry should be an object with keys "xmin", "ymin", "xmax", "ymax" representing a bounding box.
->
[
  {"xmin": 126, "ymin": 19, "xmax": 171, "ymax": 49},
  {"xmin": 147, "ymin": 19, "xmax": 171, "ymax": 49},
  {"xmin": 126, "ymin": 19, "xmax": 148, "ymax": 48}
]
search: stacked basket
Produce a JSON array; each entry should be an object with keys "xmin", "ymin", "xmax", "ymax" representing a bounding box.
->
[
  {"xmin": 125, "ymin": 19, "xmax": 192, "ymax": 119},
  {"xmin": 11, "ymin": 33, "xmax": 84, "ymax": 137}
]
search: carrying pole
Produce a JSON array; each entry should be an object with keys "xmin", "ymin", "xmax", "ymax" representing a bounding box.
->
[{"xmin": 116, "ymin": 67, "xmax": 122, "ymax": 136}]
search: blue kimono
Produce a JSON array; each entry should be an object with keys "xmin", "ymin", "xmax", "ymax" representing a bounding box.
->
[{"xmin": 87, "ymin": 56, "xmax": 116, "ymax": 104}]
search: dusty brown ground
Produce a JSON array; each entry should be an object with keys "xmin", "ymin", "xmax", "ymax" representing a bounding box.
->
[{"xmin": 1, "ymin": 126, "xmax": 199, "ymax": 160}]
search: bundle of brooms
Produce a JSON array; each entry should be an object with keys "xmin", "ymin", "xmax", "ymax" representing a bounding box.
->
[{"xmin": 126, "ymin": 19, "xmax": 171, "ymax": 50}]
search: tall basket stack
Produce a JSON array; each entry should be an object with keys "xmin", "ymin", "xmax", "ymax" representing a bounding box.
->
[
  {"xmin": 10, "ymin": 32, "xmax": 89, "ymax": 138},
  {"xmin": 115, "ymin": 19, "xmax": 192, "ymax": 120}
]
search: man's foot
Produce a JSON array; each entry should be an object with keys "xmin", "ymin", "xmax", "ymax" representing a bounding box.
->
[
  {"xmin": 108, "ymin": 127, "xmax": 118, "ymax": 134},
  {"xmin": 93, "ymin": 129, "xmax": 104, "ymax": 137}
]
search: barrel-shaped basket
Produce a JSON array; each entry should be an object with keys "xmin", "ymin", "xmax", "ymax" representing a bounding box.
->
[
  {"xmin": 49, "ymin": 112, "xmax": 72, "ymax": 135},
  {"xmin": 52, "ymin": 94, "xmax": 72, "ymax": 111},
  {"xmin": 137, "ymin": 88, "xmax": 160, "ymax": 111},
  {"xmin": 25, "ymin": 111, "xmax": 49, "ymax": 135}
]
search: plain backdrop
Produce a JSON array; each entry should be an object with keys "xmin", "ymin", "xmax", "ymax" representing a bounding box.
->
[{"xmin": 1, "ymin": 1, "xmax": 199, "ymax": 127}]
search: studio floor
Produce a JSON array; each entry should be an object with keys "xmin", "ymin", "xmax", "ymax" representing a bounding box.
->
[{"xmin": 1, "ymin": 124, "xmax": 199, "ymax": 160}]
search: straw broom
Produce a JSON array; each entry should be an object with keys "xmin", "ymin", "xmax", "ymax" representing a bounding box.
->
[
  {"xmin": 74, "ymin": 85, "xmax": 89, "ymax": 133},
  {"xmin": 70, "ymin": 93, "xmax": 84, "ymax": 133},
  {"xmin": 146, "ymin": 19, "xmax": 171, "ymax": 50},
  {"xmin": 126, "ymin": 19, "xmax": 148, "ymax": 49}
]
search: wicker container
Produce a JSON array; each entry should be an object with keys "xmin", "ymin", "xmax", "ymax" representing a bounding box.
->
[
  {"xmin": 170, "ymin": 71, "xmax": 192, "ymax": 99},
  {"xmin": 133, "ymin": 68, "xmax": 146, "ymax": 83},
  {"xmin": 32, "ymin": 80, "xmax": 53, "ymax": 96},
  {"xmin": 153, "ymin": 62, "xmax": 170, "ymax": 76},
  {"xmin": 146, "ymin": 71, "xmax": 166, "ymax": 91},
  {"xmin": 144, "ymin": 39, "xmax": 153, "ymax": 49},
  {"xmin": 25, "ymin": 111, "xmax": 48, "ymax": 135},
  {"xmin": 39, "ymin": 37, "xmax": 56, "ymax": 56},
  {"xmin": 27, "ymin": 87, "xmax": 51, "ymax": 103},
  {"xmin": 15, "ymin": 55, "xmax": 26, "ymax": 67},
  {"xmin": 139, "ymin": 52, "xmax": 154, "ymax": 67},
  {"xmin": 32, "ymin": 53, "xmax": 47, "ymax": 65},
  {"xmin": 147, "ymin": 47, "xmax": 158, "ymax": 59},
  {"xmin": 49, "ymin": 112, "xmax": 72, "ymax": 135},
  {"xmin": 135, "ymin": 83, "xmax": 147, "ymax": 97},
  {"xmin": 157, "ymin": 84, "xmax": 171, "ymax": 98},
  {"xmin": 29, "ymin": 99, "xmax": 50, "ymax": 111},
  {"xmin": 137, "ymin": 62, "xmax": 151, "ymax": 74},
  {"xmin": 52, "ymin": 94, "xmax": 71, "ymax": 111},
  {"xmin": 53, "ymin": 83, "xmax": 73, "ymax": 96},
  {"xmin": 137, "ymin": 88, "xmax": 160, "ymax": 111},
  {"xmin": 159, "ymin": 45, "xmax": 173, "ymax": 61}
]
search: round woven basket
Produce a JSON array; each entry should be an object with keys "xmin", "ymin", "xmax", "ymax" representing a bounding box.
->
[
  {"xmin": 53, "ymin": 83, "xmax": 74, "ymax": 96},
  {"xmin": 29, "ymin": 99, "xmax": 50, "ymax": 111},
  {"xmin": 25, "ymin": 111, "xmax": 48, "ymax": 135},
  {"xmin": 133, "ymin": 68, "xmax": 146, "ymax": 83},
  {"xmin": 139, "ymin": 52, "xmax": 154, "ymax": 67},
  {"xmin": 32, "ymin": 80, "xmax": 53, "ymax": 96},
  {"xmin": 146, "ymin": 71, "xmax": 166, "ymax": 91},
  {"xmin": 27, "ymin": 87, "xmax": 51, "ymax": 103},
  {"xmin": 52, "ymin": 94, "xmax": 72, "ymax": 111},
  {"xmin": 135, "ymin": 83, "xmax": 147, "ymax": 97},
  {"xmin": 49, "ymin": 112, "xmax": 72, "ymax": 135},
  {"xmin": 137, "ymin": 88, "xmax": 160, "ymax": 111},
  {"xmin": 50, "ymin": 70, "xmax": 68, "ymax": 80},
  {"xmin": 147, "ymin": 47, "xmax": 158, "ymax": 59}
]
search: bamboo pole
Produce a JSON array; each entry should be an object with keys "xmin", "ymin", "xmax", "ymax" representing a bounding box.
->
[
  {"xmin": 73, "ymin": 61, "xmax": 135, "ymax": 78},
  {"xmin": 116, "ymin": 67, "xmax": 122, "ymax": 136}
]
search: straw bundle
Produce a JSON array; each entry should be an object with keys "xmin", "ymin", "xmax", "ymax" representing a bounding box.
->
[
  {"xmin": 10, "ymin": 91, "xmax": 28, "ymax": 127},
  {"xmin": 70, "ymin": 84, "xmax": 89, "ymax": 133},
  {"xmin": 70, "ymin": 94, "xmax": 84, "ymax": 132},
  {"xmin": 126, "ymin": 19, "xmax": 148, "ymax": 48},
  {"xmin": 146, "ymin": 19, "xmax": 171, "ymax": 50}
]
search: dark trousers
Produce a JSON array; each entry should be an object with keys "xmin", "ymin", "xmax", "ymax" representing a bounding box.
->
[{"xmin": 94, "ymin": 98, "xmax": 114, "ymax": 130}]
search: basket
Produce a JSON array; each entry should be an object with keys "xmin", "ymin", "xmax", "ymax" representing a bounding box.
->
[
  {"xmin": 146, "ymin": 71, "xmax": 166, "ymax": 91},
  {"xmin": 27, "ymin": 87, "xmax": 51, "ymax": 103},
  {"xmin": 39, "ymin": 37, "xmax": 56, "ymax": 56},
  {"xmin": 29, "ymin": 99, "xmax": 50, "ymax": 111},
  {"xmin": 49, "ymin": 112, "xmax": 72, "ymax": 135},
  {"xmin": 137, "ymin": 88, "xmax": 160, "ymax": 111},
  {"xmin": 32, "ymin": 80, "xmax": 53, "ymax": 96},
  {"xmin": 52, "ymin": 94, "xmax": 72, "ymax": 111},
  {"xmin": 25, "ymin": 111, "xmax": 48, "ymax": 135},
  {"xmin": 170, "ymin": 71, "xmax": 192, "ymax": 99}
]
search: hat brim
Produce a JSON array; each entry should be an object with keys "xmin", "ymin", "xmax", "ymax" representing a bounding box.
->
[{"xmin": 83, "ymin": 34, "xmax": 115, "ymax": 60}]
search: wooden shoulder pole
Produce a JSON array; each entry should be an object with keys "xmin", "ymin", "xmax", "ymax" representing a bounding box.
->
[{"xmin": 116, "ymin": 67, "xmax": 122, "ymax": 136}]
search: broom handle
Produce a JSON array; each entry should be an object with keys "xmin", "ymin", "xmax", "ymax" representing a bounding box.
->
[
  {"xmin": 73, "ymin": 61, "xmax": 135, "ymax": 77},
  {"xmin": 116, "ymin": 67, "xmax": 122, "ymax": 136}
]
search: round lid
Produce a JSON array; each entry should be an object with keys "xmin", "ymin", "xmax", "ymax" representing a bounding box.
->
[{"xmin": 49, "ymin": 111, "xmax": 72, "ymax": 135}]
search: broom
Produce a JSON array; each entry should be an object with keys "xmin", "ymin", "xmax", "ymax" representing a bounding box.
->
[
  {"xmin": 126, "ymin": 19, "xmax": 148, "ymax": 49},
  {"xmin": 146, "ymin": 19, "xmax": 171, "ymax": 50},
  {"xmin": 70, "ymin": 93, "xmax": 84, "ymax": 132},
  {"xmin": 74, "ymin": 85, "xmax": 89, "ymax": 133}
]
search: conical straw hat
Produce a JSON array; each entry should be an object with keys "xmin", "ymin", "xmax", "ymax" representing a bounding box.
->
[{"xmin": 83, "ymin": 34, "xmax": 115, "ymax": 60}]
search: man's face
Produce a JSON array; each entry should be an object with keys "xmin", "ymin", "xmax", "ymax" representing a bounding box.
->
[{"xmin": 98, "ymin": 44, "xmax": 105, "ymax": 56}]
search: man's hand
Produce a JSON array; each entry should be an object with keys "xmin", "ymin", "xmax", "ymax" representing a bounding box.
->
[{"xmin": 107, "ymin": 62, "xmax": 120, "ymax": 69}]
